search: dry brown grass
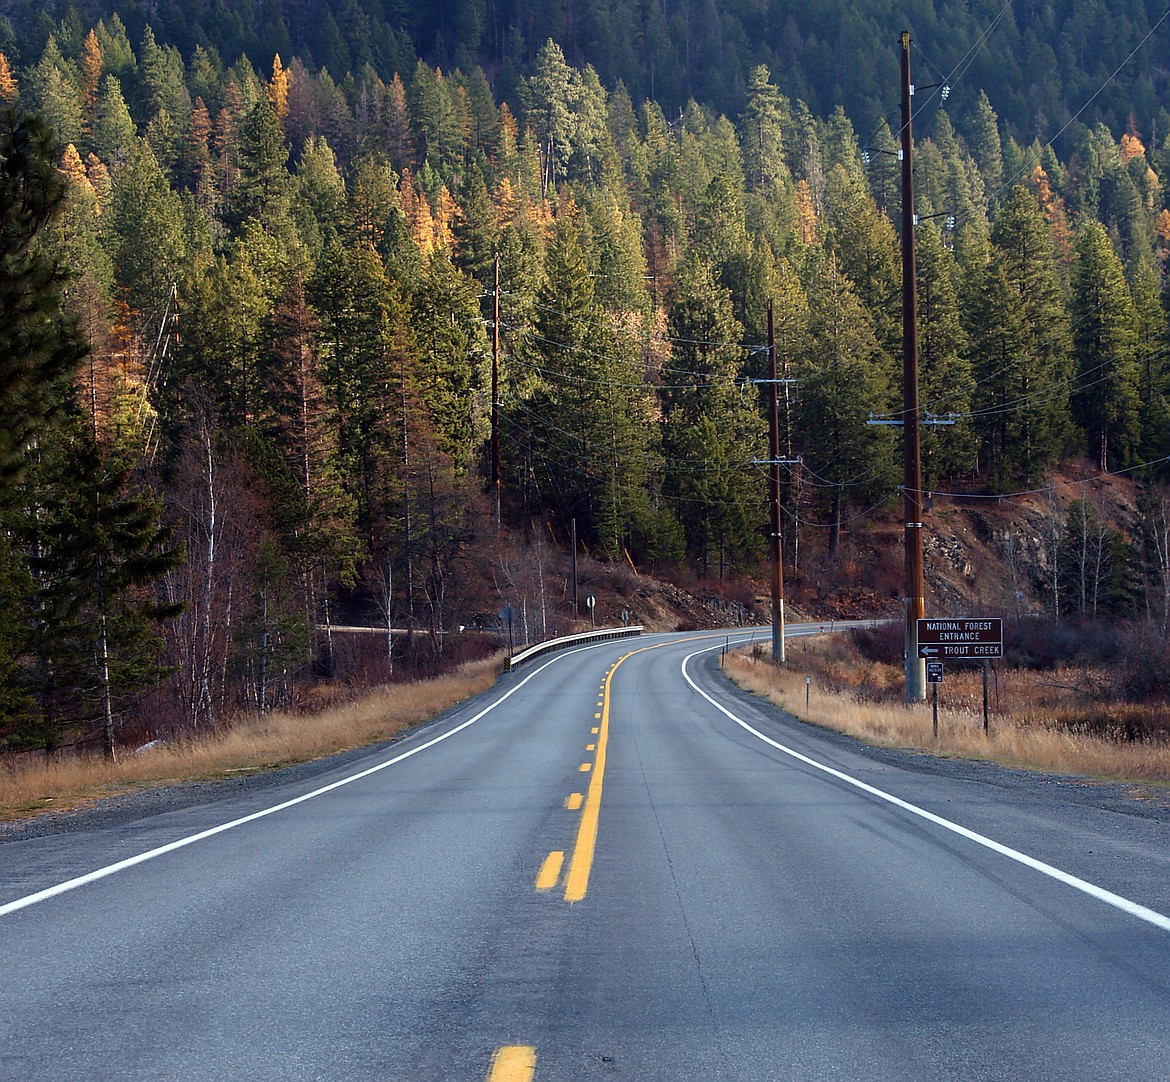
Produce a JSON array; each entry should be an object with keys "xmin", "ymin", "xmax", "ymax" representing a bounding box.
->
[
  {"xmin": 0, "ymin": 655, "xmax": 503, "ymax": 822},
  {"xmin": 724, "ymin": 641, "xmax": 1170, "ymax": 784}
]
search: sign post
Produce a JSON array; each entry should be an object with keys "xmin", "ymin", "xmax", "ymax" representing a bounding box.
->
[
  {"xmin": 926, "ymin": 659, "xmax": 943, "ymax": 737},
  {"xmin": 918, "ymin": 618, "xmax": 1002, "ymax": 736}
]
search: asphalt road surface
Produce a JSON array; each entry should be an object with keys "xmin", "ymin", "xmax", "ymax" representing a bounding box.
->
[{"xmin": 3, "ymin": 625, "xmax": 1170, "ymax": 1080}]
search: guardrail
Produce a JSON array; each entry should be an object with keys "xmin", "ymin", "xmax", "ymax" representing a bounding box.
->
[{"xmin": 505, "ymin": 625, "xmax": 644, "ymax": 670}]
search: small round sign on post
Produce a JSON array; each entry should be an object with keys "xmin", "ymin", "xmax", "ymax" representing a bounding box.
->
[{"xmin": 585, "ymin": 592, "xmax": 596, "ymax": 626}]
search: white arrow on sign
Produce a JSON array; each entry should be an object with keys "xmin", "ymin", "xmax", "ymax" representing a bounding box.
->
[{"xmin": 918, "ymin": 644, "xmax": 941, "ymax": 657}]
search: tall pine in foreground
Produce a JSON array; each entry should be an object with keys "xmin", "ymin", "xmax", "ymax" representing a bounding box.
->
[
  {"xmin": 0, "ymin": 111, "xmax": 87, "ymax": 483},
  {"xmin": 0, "ymin": 111, "xmax": 87, "ymax": 749}
]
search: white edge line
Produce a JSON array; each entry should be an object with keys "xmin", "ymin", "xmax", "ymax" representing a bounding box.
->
[
  {"xmin": 684, "ymin": 641, "xmax": 1170, "ymax": 934},
  {"xmin": 0, "ymin": 641, "xmax": 615, "ymax": 919}
]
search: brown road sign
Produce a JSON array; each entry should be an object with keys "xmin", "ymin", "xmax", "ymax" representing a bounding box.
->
[{"xmin": 917, "ymin": 617, "xmax": 1003, "ymax": 659}]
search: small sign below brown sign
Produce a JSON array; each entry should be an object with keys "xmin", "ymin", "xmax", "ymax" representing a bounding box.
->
[{"xmin": 917, "ymin": 617, "xmax": 1003, "ymax": 659}]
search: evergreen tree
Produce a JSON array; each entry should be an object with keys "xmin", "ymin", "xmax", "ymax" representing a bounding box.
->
[
  {"xmin": 795, "ymin": 248, "xmax": 896, "ymax": 556},
  {"xmin": 0, "ymin": 112, "xmax": 87, "ymax": 485},
  {"xmin": 24, "ymin": 37, "xmax": 83, "ymax": 149},
  {"xmin": 409, "ymin": 253, "xmax": 489, "ymax": 475},
  {"xmin": 1069, "ymin": 221, "xmax": 1141, "ymax": 470},
  {"xmin": 529, "ymin": 39, "xmax": 574, "ymax": 195},
  {"xmin": 224, "ymin": 97, "xmax": 291, "ymax": 235},
  {"xmin": 915, "ymin": 221, "xmax": 976, "ymax": 484},
  {"xmin": 452, "ymin": 156, "xmax": 497, "ymax": 287},
  {"xmin": 309, "ymin": 239, "xmax": 403, "ymax": 549},
  {"xmin": 515, "ymin": 208, "xmax": 657, "ymax": 557},
  {"xmin": 661, "ymin": 255, "xmax": 764, "ymax": 576},
  {"xmin": 975, "ymin": 185, "xmax": 1073, "ymax": 485},
  {"xmin": 1131, "ymin": 260, "xmax": 1170, "ymax": 474},
  {"xmin": 21, "ymin": 420, "xmax": 181, "ymax": 757},
  {"xmin": 822, "ymin": 163, "xmax": 900, "ymax": 358},
  {"xmin": 104, "ymin": 137, "xmax": 189, "ymax": 329}
]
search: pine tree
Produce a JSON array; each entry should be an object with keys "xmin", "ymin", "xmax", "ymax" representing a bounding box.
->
[
  {"xmin": 0, "ymin": 112, "xmax": 88, "ymax": 485},
  {"xmin": 822, "ymin": 163, "xmax": 900, "ymax": 358},
  {"xmin": 1069, "ymin": 221, "xmax": 1141, "ymax": 470},
  {"xmin": 309, "ymin": 240, "xmax": 403, "ymax": 550},
  {"xmin": 739, "ymin": 65, "xmax": 786, "ymax": 191},
  {"xmin": 452, "ymin": 156, "xmax": 497, "ymax": 286},
  {"xmin": 25, "ymin": 37, "xmax": 83, "ymax": 149},
  {"xmin": 224, "ymin": 97, "xmax": 291, "ymax": 235},
  {"xmin": 915, "ymin": 222, "xmax": 976, "ymax": 484},
  {"xmin": 661, "ymin": 255, "xmax": 764, "ymax": 576},
  {"xmin": 1131, "ymin": 260, "xmax": 1170, "ymax": 475},
  {"xmin": 971, "ymin": 91, "xmax": 1004, "ymax": 205},
  {"xmin": 409, "ymin": 253, "xmax": 489, "ymax": 475},
  {"xmin": 93, "ymin": 73, "xmax": 137, "ymax": 167},
  {"xmin": 530, "ymin": 40, "xmax": 574, "ymax": 196},
  {"xmin": 515, "ymin": 208, "xmax": 658, "ymax": 557},
  {"xmin": 975, "ymin": 185, "xmax": 1073, "ymax": 485},
  {"xmin": 21, "ymin": 421, "xmax": 181, "ymax": 757},
  {"xmin": 795, "ymin": 248, "xmax": 897, "ymax": 556}
]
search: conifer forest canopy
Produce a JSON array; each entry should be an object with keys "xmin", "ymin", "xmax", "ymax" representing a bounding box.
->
[{"xmin": 2, "ymin": 0, "xmax": 1170, "ymax": 753}]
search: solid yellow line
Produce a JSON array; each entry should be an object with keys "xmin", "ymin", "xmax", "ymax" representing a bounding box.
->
[
  {"xmin": 488, "ymin": 1045, "xmax": 537, "ymax": 1081},
  {"xmin": 565, "ymin": 792, "xmax": 583, "ymax": 810},
  {"xmin": 535, "ymin": 851, "xmax": 564, "ymax": 891}
]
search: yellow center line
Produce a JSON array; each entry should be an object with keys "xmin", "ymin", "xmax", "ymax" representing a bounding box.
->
[
  {"xmin": 487, "ymin": 1045, "xmax": 537, "ymax": 1081},
  {"xmin": 586, "ymin": 743, "xmax": 595, "ymax": 751},
  {"xmin": 565, "ymin": 792, "xmax": 583, "ymax": 810},
  {"xmin": 563, "ymin": 632, "xmax": 729, "ymax": 904},
  {"xmin": 579, "ymin": 762, "xmax": 592, "ymax": 772}
]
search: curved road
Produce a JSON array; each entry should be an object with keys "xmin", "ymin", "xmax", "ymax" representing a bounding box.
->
[{"xmin": 3, "ymin": 626, "xmax": 1170, "ymax": 1080}]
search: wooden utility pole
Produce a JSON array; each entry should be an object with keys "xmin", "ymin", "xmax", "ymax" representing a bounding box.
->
[
  {"xmin": 900, "ymin": 30, "xmax": 927, "ymax": 702},
  {"xmin": 492, "ymin": 252, "xmax": 501, "ymax": 527},
  {"xmin": 571, "ymin": 517, "xmax": 579, "ymax": 620},
  {"xmin": 767, "ymin": 300, "xmax": 786, "ymax": 664}
]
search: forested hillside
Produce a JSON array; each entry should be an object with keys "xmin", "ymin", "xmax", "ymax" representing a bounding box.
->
[
  {"xmin": 7, "ymin": 0, "xmax": 1170, "ymax": 143},
  {"xmin": 3, "ymin": 4, "xmax": 1170, "ymax": 755}
]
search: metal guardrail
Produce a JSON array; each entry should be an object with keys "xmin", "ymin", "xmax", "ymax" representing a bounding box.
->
[{"xmin": 505, "ymin": 625, "xmax": 644, "ymax": 670}]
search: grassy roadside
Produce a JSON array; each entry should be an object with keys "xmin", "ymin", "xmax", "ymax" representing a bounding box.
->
[
  {"xmin": 0, "ymin": 654, "xmax": 503, "ymax": 822},
  {"xmin": 723, "ymin": 644, "xmax": 1170, "ymax": 785}
]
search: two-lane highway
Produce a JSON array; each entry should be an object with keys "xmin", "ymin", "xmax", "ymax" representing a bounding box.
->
[{"xmin": 3, "ymin": 626, "xmax": 1170, "ymax": 1080}]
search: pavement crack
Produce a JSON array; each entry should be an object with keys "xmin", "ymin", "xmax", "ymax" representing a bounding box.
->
[{"xmin": 628, "ymin": 727, "xmax": 729, "ymax": 1068}]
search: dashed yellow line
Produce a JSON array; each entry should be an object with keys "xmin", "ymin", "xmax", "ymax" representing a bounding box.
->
[
  {"xmin": 488, "ymin": 1045, "xmax": 537, "ymax": 1081},
  {"xmin": 579, "ymin": 762, "xmax": 592, "ymax": 772},
  {"xmin": 535, "ymin": 851, "xmax": 564, "ymax": 891},
  {"xmin": 565, "ymin": 792, "xmax": 583, "ymax": 810}
]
